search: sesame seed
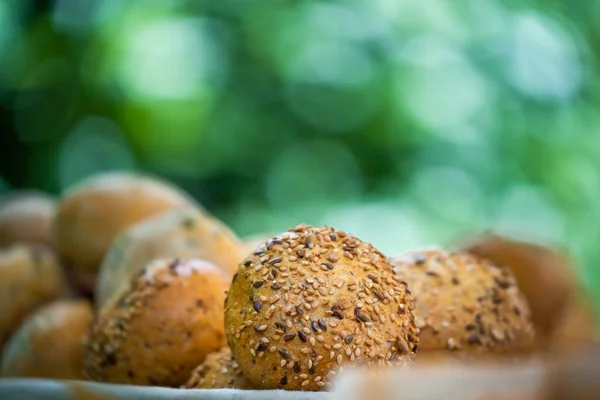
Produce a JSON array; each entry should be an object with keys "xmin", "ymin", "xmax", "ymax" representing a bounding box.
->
[
  {"xmin": 337, "ymin": 355, "xmax": 342, "ymax": 364},
  {"xmin": 296, "ymin": 306, "xmax": 304, "ymax": 315},
  {"xmin": 280, "ymin": 359, "xmax": 286, "ymax": 367},
  {"xmin": 294, "ymin": 361, "xmax": 301, "ymax": 373},
  {"xmin": 317, "ymin": 381, "xmax": 326, "ymax": 387},
  {"xmin": 345, "ymin": 348, "xmax": 352, "ymax": 356},
  {"xmin": 318, "ymin": 319, "xmax": 327, "ymax": 331},
  {"xmin": 344, "ymin": 335, "xmax": 354, "ymax": 345},
  {"xmin": 301, "ymin": 347, "xmax": 311, "ymax": 354},
  {"xmin": 279, "ymin": 349, "xmax": 290, "ymax": 359},
  {"xmin": 269, "ymin": 346, "xmax": 277, "ymax": 353},
  {"xmin": 253, "ymin": 280, "xmax": 264, "ymax": 288},
  {"xmin": 257, "ymin": 342, "xmax": 268, "ymax": 352},
  {"xmin": 302, "ymin": 327, "xmax": 311, "ymax": 335},
  {"xmin": 284, "ymin": 333, "xmax": 296, "ymax": 341},
  {"xmin": 280, "ymin": 376, "xmax": 288, "ymax": 385},
  {"xmin": 468, "ymin": 334, "xmax": 482, "ymax": 345},
  {"xmin": 271, "ymin": 283, "xmax": 282, "ymax": 290},
  {"xmin": 259, "ymin": 295, "xmax": 267, "ymax": 302},
  {"xmin": 309, "ymin": 337, "xmax": 316, "ymax": 346},
  {"xmin": 311, "ymin": 321, "xmax": 319, "ymax": 333},
  {"xmin": 253, "ymin": 301, "xmax": 261, "ymax": 312},
  {"xmin": 269, "ymin": 257, "xmax": 282, "ymax": 265},
  {"xmin": 330, "ymin": 351, "xmax": 335, "ymax": 359},
  {"xmin": 275, "ymin": 322, "xmax": 286, "ymax": 331},
  {"xmin": 301, "ymin": 380, "xmax": 310, "ymax": 387}
]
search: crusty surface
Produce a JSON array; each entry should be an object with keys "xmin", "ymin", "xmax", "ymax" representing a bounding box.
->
[
  {"xmin": 0, "ymin": 191, "xmax": 56, "ymax": 247},
  {"xmin": 84, "ymin": 258, "xmax": 228, "ymax": 387},
  {"xmin": 1, "ymin": 299, "xmax": 92, "ymax": 379},
  {"xmin": 390, "ymin": 250, "xmax": 535, "ymax": 357},
  {"xmin": 0, "ymin": 244, "xmax": 66, "ymax": 348},
  {"xmin": 464, "ymin": 235, "xmax": 575, "ymax": 344},
  {"xmin": 182, "ymin": 347, "xmax": 253, "ymax": 389},
  {"xmin": 225, "ymin": 225, "xmax": 418, "ymax": 391},
  {"xmin": 96, "ymin": 206, "xmax": 243, "ymax": 309},
  {"xmin": 53, "ymin": 173, "xmax": 191, "ymax": 277}
]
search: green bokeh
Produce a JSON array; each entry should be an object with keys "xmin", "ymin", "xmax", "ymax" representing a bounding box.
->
[{"xmin": 1, "ymin": 0, "xmax": 600, "ymax": 322}]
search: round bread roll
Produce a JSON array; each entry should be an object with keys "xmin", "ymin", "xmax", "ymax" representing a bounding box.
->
[
  {"xmin": 390, "ymin": 249, "xmax": 535, "ymax": 358},
  {"xmin": 182, "ymin": 347, "xmax": 253, "ymax": 389},
  {"xmin": 225, "ymin": 225, "xmax": 419, "ymax": 391},
  {"xmin": 0, "ymin": 191, "xmax": 56, "ymax": 247},
  {"xmin": 0, "ymin": 244, "xmax": 66, "ymax": 348},
  {"xmin": 96, "ymin": 206, "xmax": 244, "ymax": 309},
  {"xmin": 1, "ymin": 299, "xmax": 92, "ymax": 379},
  {"xmin": 84, "ymin": 258, "xmax": 228, "ymax": 387},
  {"xmin": 463, "ymin": 235, "xmax": 575, "ymax": 344},
  {"xmin": 53, "ymin": 172, "xmax": 192, "ymax": 292}
]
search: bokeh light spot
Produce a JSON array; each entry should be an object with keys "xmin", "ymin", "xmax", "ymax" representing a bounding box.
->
[
  {"xmin": 506, "ymin": 12, "xmax": 581, "ymax": 101},
  {"xmin": 58, "ymin": 116, "xmax": 135, "ymax": 190}
]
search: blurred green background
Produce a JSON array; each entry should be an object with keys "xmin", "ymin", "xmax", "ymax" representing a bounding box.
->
[{"xmin": 1, "ymin": 1, "xmax": 599, "ymax": 313}]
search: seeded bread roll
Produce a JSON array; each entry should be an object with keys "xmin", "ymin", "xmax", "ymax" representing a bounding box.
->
[
  {"xmin": 1, "ymin": 299, "xmax": 92, "ymax": 379},
  {"xmin": 84, "ymin": 258, "xmax": 228, "ymax": 387},
  {"xmin": 225, "ymin": 225, "xmax": 418, "ymax": 391},
  {"xmin": 463, "ymin": 235, "xmax": 575, "ymax": 344},
  {"xmin": 0, "ymin": 244, "xmax": 66, "ymax": 348},
  {"xmin": 96, "ymin": 206, "xmax": 243, "ymax": 310},
  {"xmin": 53, "ymin": 172, "xmax": 192, "ymax": 293},
  {"xmin": 390, "ymin": 249, "xmax": 535, "ymax": 358},
  {"xmin": 182, "ymin": 347, "xmax": 253, "ymax": 389},
  {"xmin": 0, "ymin": 191, "xmax": 56, "ymax": 247}
]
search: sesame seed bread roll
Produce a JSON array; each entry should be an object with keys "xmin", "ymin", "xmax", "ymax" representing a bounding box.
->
[
  {"xmin": 182, "ymin": 347, "xmax": 253, "ymax": 389},
  {"xmin": 84, "ymin": 258, "xmax": 228, "ymax": 387},
  {"xmin": 53, "ymin": 172, "xmax": 192, "ymax": 293},
  {"xmin": 463, "ymin": 235, "xmax": 575, "ymax": 345},
  {"xmin": 0, "ymin": 191, "xmax": 56, "ymax": 247},
  {"xmin": 0, "ymin": 244, "xmax": 66, "ymax": 348},
  {"xmin": 96, "ymin": 206, "xmax": 243, "ymax": 310},
  {"xmin": 1, "ymin": 299, "xmax": 92, "ymax": 379},
  {"xmin": 390, "ymin": 250, "xmax": 535, "ymax": 359},
  {"xmin": 225, "ymin": 225, "xmax": 419, "ymax": 391}
]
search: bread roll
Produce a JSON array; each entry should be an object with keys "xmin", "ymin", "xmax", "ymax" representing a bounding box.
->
[
  {"xmin": 0, "ymin": 191, "xmax": 56, "ymax": 246},
  {"xmin": 0, "ymin": 244, "xmax": 66, "ymax": 348},
  {"xmin": 225, "ymin": 225, "xmax": 418, "ymax": 391},
  {"xmin": 84, "ymin": 258, "xmax": 228, "ymax": 387},
  {"xmin": 96, "ymin": 206, "xmax": 243, "ymax": 309},
  {"xmin": 53, "ymin": 172, "xmax": 191, "ymax": 293},
  {"xmin": 390, "ymin": 249, "xmax": 535, "ymax": 359},
  {"xmin": 1, "ymin": 299, "xmax": 92, "ymax": 379}
]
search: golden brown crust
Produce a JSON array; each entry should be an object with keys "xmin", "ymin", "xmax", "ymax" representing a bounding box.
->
[
  {"xmin": 84, "ymin": 258, "xmax": 228, "ymax": 387},
  {"xmin": 463, "ymin": 235, "xmax": 575, "ymax": 344},
  {"xmin": 0, "ymin": 244, "xmax": 66, "ymax": 348},
  {"xmin": 96, "ymin": 206, "xmax": 243, "ymax": 309},
  {"xmin": 390, "ymin": 249, "xmax": 535, "ymax": 357},
  {"xmin": 0, "ymin": 191, "xmax": 56, "ymax": 247},
  {"xmin": 182, "ymin": 347, "xmax": 253, "ymax": 389},
  {"xmin": 225, "ymin": 225, "xmax": 418, "ymax": 391},
  {"xmin": 1, "ymin": 299, "xmax": 92, "ymax": 379},
  {"xmin": 52, "ymin": 173, "xmax": 191, "ymax": 279}
]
